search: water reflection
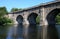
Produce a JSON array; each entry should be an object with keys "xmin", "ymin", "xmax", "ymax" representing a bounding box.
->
[
  {"xmin": 0, "ymin": 24, "xmax": 60, "ymax": 39},
  {"xmin": 47, "ymin": 24, "xmax": 59, "ymax": 39},
  {"xmin": 6, "ymin": 24, "xmax": 23, "ymax": 39},
  {"xmin": 0, "ymin": 25, "xmax": 8, "ymax": 39},
  {"xmin": 6, "ymin": 26, "xmax": 14, "ymax": 39},
  {"xmin": 37, "ymin": 25, "xmax": 42, "ymax": 39},
  {"xmin": 28, "ymin": 24, "xmax": 38, "ymax": 39},
  {"xmin": 23, "ymin": 24, "xmax": 29, "ymax": 39},
  {"xmin": 56, "ymin": 24, "xmax": 60, "ymax": 39},
  {"xmin": 6, "ymin": 24, "xmax": 42, "ymax": 39},
  {"xmin": 16, "ymin": 24, "xmax": 23, "ymax": 39}
]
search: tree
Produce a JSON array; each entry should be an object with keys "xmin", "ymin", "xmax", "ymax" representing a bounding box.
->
[
  {"xmin": 11, "ymin": 8, "xmax": 22, "ymax": 12},
  {"xmin": 0, "ymin": 7, "xmax": 13, "ymax": 25},
  {"xmin": 0, "ymin": 7, "xmax": 8, "ymax": 17},
  {"xmin": 36, "ymin": 16, "xmax": 40, "ymax": 24}
]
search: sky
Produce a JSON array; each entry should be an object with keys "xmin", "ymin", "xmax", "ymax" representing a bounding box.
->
[{"xmin": 0, "ymin": 0, "xmax": 54, "ymax": 12}]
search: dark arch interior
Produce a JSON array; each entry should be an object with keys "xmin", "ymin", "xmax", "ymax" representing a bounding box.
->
[
  {"xmin": 27, "ymin": 13, "xmax": 38, "ymax": 39},
  {"xmin": 46, "ymin": 8, "xmax": 60, "ymax": 25},
  {"xmin": 16, "ymin": 15, "xmax": 23, "ymax": 24},
  {"xmin": 46, "ymin": 8, "xmax": 60, "ymax": 39},
  {"xmin": 27, "ymin": 13, "xmax": 38, "ymax": 24}
]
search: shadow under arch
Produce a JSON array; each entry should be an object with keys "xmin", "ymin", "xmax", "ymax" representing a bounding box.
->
[
  {"xmin": 27, "ymin": 13, "xmax": 38, "ymax": 24},
  {"xmin": 16, "ymin": 15, "xmax": 23, "ymax": 24},
  {"xmin": 46, "ymin": 8, "xmax": 60, "ymax": 39}
]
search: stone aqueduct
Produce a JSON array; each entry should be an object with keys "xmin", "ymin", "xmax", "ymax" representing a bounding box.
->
[{"xmin": 7, "ymin": 1, "xmax": 60, "ymax": 39}]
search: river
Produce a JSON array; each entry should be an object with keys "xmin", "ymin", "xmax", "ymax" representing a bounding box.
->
[{"xmin": 0, "ymin": 24, "xmax": 60, "ymax": 39}]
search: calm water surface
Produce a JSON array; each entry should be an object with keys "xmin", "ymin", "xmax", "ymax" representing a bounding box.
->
[{"xmin": 0, "ymin": 24, "xmax": 60, "ymax": 39}]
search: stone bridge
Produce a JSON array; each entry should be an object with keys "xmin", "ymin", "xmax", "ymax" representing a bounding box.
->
[{"xmin": 8, "ymin": 1, "xmax": 60, "ymax": 39}]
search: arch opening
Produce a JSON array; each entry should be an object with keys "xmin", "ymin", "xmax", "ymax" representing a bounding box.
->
[
  {"xmin": 27, "ymin": 13, "xmax": 38, "ymax": 39},
  {"xmin": 16, "ymin": 15, "xmax": 23, "ymax": 24},
  {"xmin": 46, "ymin": 8, "xmax": 60, "ymax": 39},
  {"xmin": 46, "ymin": 8, "xmax": 60, "ymax": 25},
  {"xmin": 27, "ymin": 13, "xmax": 38, "ymax": 24}
]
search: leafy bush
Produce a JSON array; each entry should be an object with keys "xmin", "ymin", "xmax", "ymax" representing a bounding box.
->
[
  {"xmin": 55, "ymin": 13, "xmax": 60, "ymax": 24},
  {"xmin": 36, "ymin": 16, "xmax": 40, "ymax": 24},
  {"xmin": 0, "ymin": 7, "xmax": 13, "ymax": 25},
  {"xmin": 0, "ymin": 17, "xmax": 13, "ymax": 25}
]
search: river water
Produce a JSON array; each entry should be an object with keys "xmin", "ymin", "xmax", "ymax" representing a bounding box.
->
[{"xmin": 0, "ymin": 24, "xmax": 60, "ymax": 39}]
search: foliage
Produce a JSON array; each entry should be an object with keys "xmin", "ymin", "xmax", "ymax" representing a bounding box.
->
[
  {"xmin": 55, "ymin": 13, "xmax": 60, "ymax": 24},
  {"xmin": 0, "ymin": 7, "xmax": 13, "ymax": 39},
  {"xmin": 0, "ymin": 7, "xmax": 13, "ymax": 25},
  {"xmin": 36, "ymin": 13, "xmax": 60, "ymax": 24},
  {"xmin": 36, "ymin": 16, "xmax": 40, "ymax": 24},
  {"xmin": 0, "ymin": 17, "xmax": 13, "ymax": 25},
  {"xmin": 0, "ymin": 7, "xmax": 8, "ymax": 17},
  {"xmin": 11, "ymin": 8, "xmax": 22, "ymax": 12}
]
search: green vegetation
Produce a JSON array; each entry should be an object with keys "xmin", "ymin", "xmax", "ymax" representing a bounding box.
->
[
  {"xmin": 36, "ymin": 13, "xmax": 60, "ymax": 24},
  {"xmin": 55, "ymin": 13, "xmax": 60, "ymax": 24},
  {"xmin": 0, "ymin": 7, "xmax": 23, "ymax": 25},
  {"xmin": 0, "ymin": 7, "xmax": 13, "ymax": 39},
  {"xmin": 36, "ymin": 16, "xmax": 40, "ymax": 24},
  {"xmin": 0, "ymin": 17, "xmax": 13, "ymax": 25},
  {"xmin": 0, "ymin": 7, "xmax": 13, "ymax": 26},
  {"xmin": 11, "ymin": 8, "xmax": 22, "ymax": 12},
  {"xmin": 0, "ymin": 7, "xmax": 8, "ymax": 16}
]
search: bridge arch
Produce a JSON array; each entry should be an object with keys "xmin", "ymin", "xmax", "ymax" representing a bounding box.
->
[
  {"xmin": 46, "ymin": 8, "xmax": 60, "ymax": 25},
  {"xmin": 16, "ymin": 15, "xmax": 23, "ymax": 24},
  {"xmin": 46, "ymin": 8, "xmax": 60, "ymax": 39},
  {"xmin": 27, "ymin": 13, "xmax": 38, "ymax": 24}
]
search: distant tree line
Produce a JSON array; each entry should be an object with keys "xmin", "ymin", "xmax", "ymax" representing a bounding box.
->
[{"xmin": 10, "ymin": 8, "xmax": 22, "ymax": 12}]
